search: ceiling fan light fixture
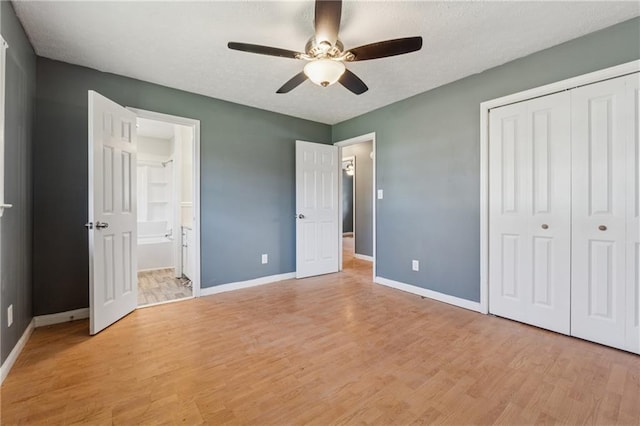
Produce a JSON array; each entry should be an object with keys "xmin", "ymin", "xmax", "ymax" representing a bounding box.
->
[{"xmin": 304, "ymin": 59, "xmax": 345, "ymax": 87}]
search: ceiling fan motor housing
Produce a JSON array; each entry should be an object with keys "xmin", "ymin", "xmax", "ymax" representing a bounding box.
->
[{"xmin": 306, "ymin": 37, "xmax": 345, "ymax": 59}]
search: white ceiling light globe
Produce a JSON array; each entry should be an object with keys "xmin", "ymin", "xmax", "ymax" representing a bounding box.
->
[{"xmin": 304, "ymin": 59, "xmax": 346, "ymax": 87}]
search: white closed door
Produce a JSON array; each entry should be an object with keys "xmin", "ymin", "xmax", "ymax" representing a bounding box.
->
[
  {"xmin": 88, "ymin": 91, "xmax": 138, "ymax": 335},
  {"xmin": 571, "ymin": 73, "xmax": 639, "ymax": 353},
  {"xmin": 489, "ymin": 91, "xmax": 571, "ymax": 334},
  {"xmin": 296, "ymin": 140, "xmax": 339, "ymax": 278}
]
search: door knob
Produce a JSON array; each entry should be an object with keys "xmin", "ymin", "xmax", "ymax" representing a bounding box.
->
[
  {"xmin": 598, "ymin": 225, "xmax": 607, "ymax": 231},
  {"xmin": 297, "ymin": 214, "xmax": 305, "ymax": 219},
  {"xmin": 541, "ymin": 224, "xmax": 549, "ymax": 230},
  {"xmin": 95, "ymin": 221, "xmax": 109, "ymax": 229}
]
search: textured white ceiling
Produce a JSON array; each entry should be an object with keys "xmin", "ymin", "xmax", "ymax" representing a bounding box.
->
[{"xmin": 13, "ymin": 1, "xmax": 640, "ymax": 124}]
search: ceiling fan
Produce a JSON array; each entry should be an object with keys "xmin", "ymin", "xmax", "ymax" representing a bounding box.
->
[{"xmin": 227, "ymin": 0, "xmax": 422, "ymax": 95}]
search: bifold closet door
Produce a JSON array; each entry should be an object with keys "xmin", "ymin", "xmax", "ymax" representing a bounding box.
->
[
  {"xmin": 571, "ymin": 73, "xmax": 639, "ymax": 354},
  {"xmin": 489, "ymin": 91, "xmax": 571, "ymax": 334}
]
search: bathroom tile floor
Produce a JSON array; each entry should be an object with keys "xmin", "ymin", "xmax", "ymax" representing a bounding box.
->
[{"xmin": 138, "ymin": 268, "xmax": 192, "ymax": 306}]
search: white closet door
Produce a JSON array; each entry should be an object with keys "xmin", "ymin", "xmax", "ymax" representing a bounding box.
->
[
  {"xmin": 489, "ymin": 91, "xmax": 571, "ymax": 334},
  {"xmin": 571, "ymin": 73, "xmax": 637, "ymax": 352}
]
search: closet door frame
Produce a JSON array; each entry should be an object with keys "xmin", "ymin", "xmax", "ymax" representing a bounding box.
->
[{"xmin": 479, "ymin": 60, "xmax": 640, "ymax": 315}]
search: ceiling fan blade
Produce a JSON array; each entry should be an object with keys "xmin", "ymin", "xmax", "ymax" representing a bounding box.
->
[
  {"xmin": 276, "ymin": 72, "xmax": 308, "ymax": 94},
  {"xmin": 314, "ymin": 0, "xmax": 342, "ymax": 45},
  {"xmin": 348, "ymin": 37, "xmax": 423, "ymax": 61},
  {"xmin": 339, "ymin": 69, "xmax": 368, "ymax": 95},
  {"xmin": 228, "ymin": 42, "xmax": 302, "ymax": 59}
]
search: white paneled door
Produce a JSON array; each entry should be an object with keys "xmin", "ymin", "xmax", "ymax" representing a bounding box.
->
[
  {"xmin": 295, "ymin": 140, "xmax": 339, "ymax": 278},
  {"xmin": 88, "ymin": 91, "xmax": 138, "ymax": 335},
  {"xmin": 571, "ymin": 73, "xmax": 639, "ymax": 353},
  {"xmin": 489, "ymin": 91, "xmax": 571, "ymax": 334}
]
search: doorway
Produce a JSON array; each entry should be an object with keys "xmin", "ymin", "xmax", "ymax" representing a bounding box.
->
[
  {"xmin": 134, "ymin": 116, "xmax": 196, "ymax": 307},
  {"xmin": 335, "ymin": 133, "xmax": 376, "ymax": 278},
  {"xmin": 129, "ymin": 109, "xmax": 201, "ymax": 308}
]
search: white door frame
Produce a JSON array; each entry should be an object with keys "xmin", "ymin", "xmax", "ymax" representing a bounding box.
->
[
  {"xmin": 0, "ymin": 36, "xmax": 7, "ymax": 362},
  {"xmin": 479, "ymin": 60, "xmax": 640, "ymax": 315},
  {"xmin": 334, "ymin": 132, "xmax": 376, "ymax": 279},
  {"xmin": 0, "ymin": 36, "xmax": 9, "ymax": 219},
  {"xmin": 128, "ymin": 107, "xmax": 202, "ymax": 298}
]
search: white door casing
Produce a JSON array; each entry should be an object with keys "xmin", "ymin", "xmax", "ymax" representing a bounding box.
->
[
  {"xmin": 296, "ymin": 140, "xmax": 339, "ymax": 278},
  {"xmin": 88, "ymin": 91, "xmax": 138, "ymax": 335},
  {"xmin": 489, "ymin": 91, "xmax": 571, "ymax": 334},
  {"xmin": 571, "ymin": 73, "xmax": 638, "ymax": 352}
]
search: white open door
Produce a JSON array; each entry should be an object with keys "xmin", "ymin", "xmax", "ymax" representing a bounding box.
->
[
  {"xmin": 88, "ymin": 91, "xmax": 138, "ymax": 335},
  {"xmin": 296, "ymin": 140, "xmax": 339, "ymax": 278}
]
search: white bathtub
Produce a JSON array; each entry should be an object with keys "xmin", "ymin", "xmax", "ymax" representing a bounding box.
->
[{"xmin": 137, "ymin": 235, "xmax": 174, "ymax": 271}]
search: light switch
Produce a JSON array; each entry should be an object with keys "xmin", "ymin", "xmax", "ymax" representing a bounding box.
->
[{"xmin": 377, "ymin": 189, "xmax": 383, "ymax": 199}]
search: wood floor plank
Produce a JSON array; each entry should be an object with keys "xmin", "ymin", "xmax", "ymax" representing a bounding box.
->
[{"xmin": 1, "ymin": 239, "xmax": 639, "ymax": 424}]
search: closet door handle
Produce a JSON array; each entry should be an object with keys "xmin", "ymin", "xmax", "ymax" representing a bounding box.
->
[
  {"xmin": 598, "ymin": 225, "xmax": 607, "ymax": 231},
  {"xmin": 541, "ymin": 224, "xmax": 549, "ymax": 230}
]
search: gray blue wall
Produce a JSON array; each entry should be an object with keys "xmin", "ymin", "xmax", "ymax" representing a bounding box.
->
[
  {"xmin": 1, "ymin": 1, "xmax": 35, "ymax": 364},
  {"xmin": 342, "ymin": 141, "xmax": 373, "ymax": 257},
  {"xmin": 332, "ymin": 17, "xmax": 640, "ymax": 303},
  {"xmin": 33, "ymin": 58, "xmax": 330, "ymax": 315}
]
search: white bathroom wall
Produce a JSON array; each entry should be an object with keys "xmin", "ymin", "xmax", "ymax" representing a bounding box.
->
[
  {"xmin": 138, "ymin": 136, "xmax": 171, "ymax": 162},
  {"xmin": 180, "ymin": 126, "xmax": 194, "ymax": 227},
  {"xmin": 136, "ymin": 135, "xmax": 173, "ymax": 227}
]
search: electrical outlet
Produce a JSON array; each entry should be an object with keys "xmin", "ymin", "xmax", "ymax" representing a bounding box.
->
[
  {"xmin": 7, "ymin": 304, "xmax": 13, "ymax": 327},
  {"xmin": 377, "ymin": 189, "xmax": 384, "ymax": 199},
  {"xmin": 261, "ymin": 254, "xmax": 268, "ymax": 264},
  {"xmin": 412, "ymin": 260, "xmax": 419, "ymax": 271}
]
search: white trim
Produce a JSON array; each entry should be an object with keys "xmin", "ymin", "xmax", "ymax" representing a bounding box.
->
[
  {"xmin": 1, "ymin": 319, "xmax": 34, "ymax": 385},
  {"xmin": 33, "ymin": 308, "xmax": 89, "ymax": 327},
  {"xmin": 200, "ymin": 272, "xmax": 296, "ymax": 297},
  {"xmin": 136, "ymin": 266, "xmax": 175, "ymax": 273},
  {"xmin": 137, "ymin": 296, "xmax": 193, "ymax": 309},
  {"xmin": 479, "ymin": 60, "xmax": 640, "ymax": 316},
  {"xmin": 0, "ymin": 36, "xmax": 5, "ymax": 361},
  {"xmin": 334, "ymin": 132, "xmax": 376, "ymax": 280},
  {"xmin": 0, "ymin": 37, "xmax": 7, "ymax": 219},
  {"xmin": 127, "ymin": 108, "xmax": 202, "ymax": 298},
  {"xmin": 354, "ymin": 253, "xmax": 374, "ymax": 262},
  {"xmin": 375, "ymin": 276, "xmax": 482, "ymax": 313}
]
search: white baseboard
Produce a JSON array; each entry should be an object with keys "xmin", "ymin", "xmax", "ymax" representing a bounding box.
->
[
  {"xmin": 354, "ymin": 253, "xmax": 374, "ymax": 262},
  {"xmin": 374, "ymin": 276, "xmax": 482, "ymax": 313},
  {"xmin": 138, "ymin": 266, "xmax": 174, "ymax": 273},
  {"xmin": 200, "ymin": 272, "xmax": 296, "ymax": 297},
  {"xmin": 1, "ymin": 319, "xmax": 34, "ymax": 385},
  {"xmin": 34, "ymin": 308, "xmax": 89, "ymax": 327}
]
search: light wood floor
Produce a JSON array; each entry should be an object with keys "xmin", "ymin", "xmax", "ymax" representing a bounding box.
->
[
  {"xmin": 138, "ymin": 268, "xmax": 192, "ymax": 306},
  {"xmin": 2, "ymin": 245, "xmax": 639, "ymax": 424}
]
